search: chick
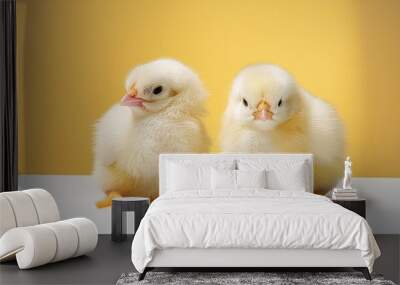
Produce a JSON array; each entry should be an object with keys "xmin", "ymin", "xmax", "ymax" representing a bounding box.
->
[
  {"xmin": 94, "ymin": 59, "xmax": 210, "ymax": 208},
  {"xmin": 221, "ymin": 64, "xmax": 345, "ymax": 195}
]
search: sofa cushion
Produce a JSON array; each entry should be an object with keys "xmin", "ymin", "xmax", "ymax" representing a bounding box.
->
[{"xmin": 0, "ymin": 218, "xmax": 97, "ymax": 269}]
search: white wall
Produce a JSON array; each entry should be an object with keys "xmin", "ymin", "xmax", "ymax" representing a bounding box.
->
[
  {"xmin": 19, "ymin": 175, "xmax": 112, "ymax": 234},
  {"xmin": 352, "ymin": 178, "xmax": 400, "ymax": 234},
  {"xmin": 18, "ymin": 175, "xmax": 400, "ymax": 234}
]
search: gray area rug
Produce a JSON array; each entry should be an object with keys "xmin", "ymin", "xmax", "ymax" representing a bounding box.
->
[{"xmin": 117, "ymin": 272, "xmax": 396, "ymax": 285}]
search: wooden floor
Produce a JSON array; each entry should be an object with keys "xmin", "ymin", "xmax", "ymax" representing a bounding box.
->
[{"xmin": 0, "ymin": 235, "xmax": 398, "ymax": 285}]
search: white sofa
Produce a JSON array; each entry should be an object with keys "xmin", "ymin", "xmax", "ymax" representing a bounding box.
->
[{"xmin": 0, "ymin": 188, "xmax": 98, "ymax": 269}]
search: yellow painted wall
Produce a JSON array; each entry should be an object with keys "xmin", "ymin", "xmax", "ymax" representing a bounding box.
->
[{"xmin": 17, "ymin": 0, "xmax": 400, "ymax": 176}]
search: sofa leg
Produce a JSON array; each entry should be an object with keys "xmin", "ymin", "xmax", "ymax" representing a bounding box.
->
[
  {"xmin": 138, "ymin": 268, "xmax": 148, "ymax": 281},
  {"xmin": 354, "ymin": 267, "xmax": 371, "ymax": 280}
]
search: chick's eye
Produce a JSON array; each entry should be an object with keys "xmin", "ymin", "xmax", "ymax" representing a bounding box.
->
[
  {"xmin": 278, "ymin": 99, "xmax": 283, "ymax": 107},
  {"xmin": 242, "ymin": 98, "xmax": 248, "ymax": 107},
  {"xmin": 152, "ymin": 86, "xmax": 163, "ymax": 95}
]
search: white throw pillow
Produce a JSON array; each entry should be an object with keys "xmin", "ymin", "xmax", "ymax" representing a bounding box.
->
[
  {"xmin": 166, "ymin": 159, "xmax": 236, "ymax": 192},
  {"xmin": 267, "ymin": 166, "xmax": 307, "ymax": 191},
  {"xmin": 237, "ymin": 159, "xmax": 309, "ymax": 191},
  {"xmin": 236, "ymin": 169, "xmax": 267, "ymax": 189},
  {"xmin": 211, "ymin": 168, "xmax": 267, "ymax": 190},
  {"xmin": 167, "ymin": 163, "xmax": 211, "ymax": 191},
  {"xmin": 211, "ymin": 168, "xmax": 236, "ymax": 190}
]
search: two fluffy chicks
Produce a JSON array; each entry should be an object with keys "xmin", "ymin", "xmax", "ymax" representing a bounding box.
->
[{"xmin": 94, "ymin": 59, "xmax": 344, "ymax": 207}]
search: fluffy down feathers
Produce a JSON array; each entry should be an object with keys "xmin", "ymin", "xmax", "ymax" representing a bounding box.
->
[
  {"xmin": 93, "ymin": 59, "xmax": 210, "ymax": 207},
  {"xmin": 221, "ymin": 64, "xmax": 345, "ymax": 194}
]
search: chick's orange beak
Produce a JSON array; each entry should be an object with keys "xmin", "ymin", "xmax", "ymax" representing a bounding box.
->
[
  {"xmin": 121, "ymin": 86, "xmax": 146, "ymax": 107},
  {"xmin": 253, "ymin": 100, "xmax": 273, "ymax": 120}
]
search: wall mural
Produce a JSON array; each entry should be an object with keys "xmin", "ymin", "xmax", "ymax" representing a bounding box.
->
[
  {"xmin": 93, "ymin": 59, "xmax": 345, "ymax": 207},
  {"xmin": 16, "ymin": 1, "xmax": 400, "ymax": 212}
]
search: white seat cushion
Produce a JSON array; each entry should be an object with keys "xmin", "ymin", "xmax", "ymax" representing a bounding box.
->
[
  {"xmin": 0, "ymin": 191, "xmax": 39, "ymax": 227},
  {"xmin": 0, "ymin": 218, "xmax": 98, "ymax": 269},
  {"xmin": 42, "ymin": 221, "xmax": 79, "ymax": 262},
  {"xmin": 0, "ymin": 189, "xmax": 60, "ymax": 237},
  {"xmin": 64, "ymin": 218, "xmax": 98, "ymax": 257},
  {"xmin": 0, "ymin": 196, "xmax": 17, "ymax": 237},
  {"xmin": 24, "ymin": 188, "xmax": 60, "ymax": 223}
]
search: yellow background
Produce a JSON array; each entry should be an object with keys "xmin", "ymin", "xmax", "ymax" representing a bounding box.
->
[{"xmin": 17, "ymin": 0, "xmax": 400, "ymax": 176}]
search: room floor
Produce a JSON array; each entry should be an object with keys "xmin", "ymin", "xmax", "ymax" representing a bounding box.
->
[{"xmin": 0, "ymin": 235, "xmax": 398, "ymax": 285}]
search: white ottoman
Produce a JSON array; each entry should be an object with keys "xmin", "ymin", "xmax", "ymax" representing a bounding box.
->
[{"xmin": 0, "ymin": 189, "xmax": 98, "ymax": 269}]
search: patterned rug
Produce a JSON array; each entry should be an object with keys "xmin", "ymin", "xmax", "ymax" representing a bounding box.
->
[{"xmin": 117, "ymin": 271, "xmax": 396, "ymax": 285}]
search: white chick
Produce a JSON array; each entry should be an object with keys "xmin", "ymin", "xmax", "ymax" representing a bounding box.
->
[
  {"xmin": 93, "ymin": 59, "xmax": 210, "ymax": 207},
  {"xmin": 221, "ymin": 64, "xmax": 345, "ymax": 195}
]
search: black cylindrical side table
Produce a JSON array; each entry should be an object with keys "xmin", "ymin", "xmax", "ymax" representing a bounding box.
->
[{"xmin": 111, "ymin": 197, "xmax": 150, "ymax": 242}]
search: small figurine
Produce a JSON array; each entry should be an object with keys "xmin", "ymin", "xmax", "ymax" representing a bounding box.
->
[{"xmin": 343, "ymin": 156, "xmax": 352, "ymax": 190}]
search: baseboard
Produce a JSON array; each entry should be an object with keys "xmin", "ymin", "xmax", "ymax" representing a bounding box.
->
[{"xmin": 18, "ymin": 175, "xmax": 400, "ymax": 234}]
